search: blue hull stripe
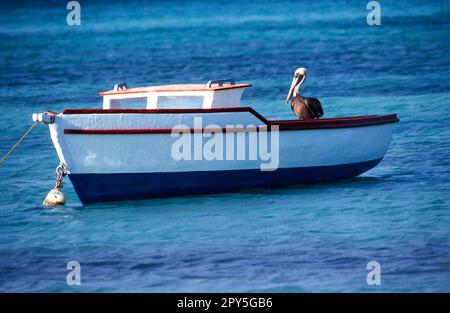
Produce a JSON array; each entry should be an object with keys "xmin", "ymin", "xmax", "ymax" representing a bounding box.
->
[{"xmin": 69, "ymin": 158, "xmax": 382, "ymax": 204}]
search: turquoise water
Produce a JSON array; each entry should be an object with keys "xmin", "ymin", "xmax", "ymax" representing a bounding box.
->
[{"xmin": 0, "ymin": 0, "xmax": 449, "ymax": 292}]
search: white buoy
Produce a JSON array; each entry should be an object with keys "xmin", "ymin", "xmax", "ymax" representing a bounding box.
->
[
  {"xmin": 43, "ymin": 163, "xmax": 68, "ymax": 207},
  {"xmin": 43, "ymin": 188, "xmax": 66, "ymax": 206}
]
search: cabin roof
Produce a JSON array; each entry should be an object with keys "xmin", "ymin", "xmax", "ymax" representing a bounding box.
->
[{"xmin": 99, "ymin": 83, "xmax": 252, "ymax": 96}]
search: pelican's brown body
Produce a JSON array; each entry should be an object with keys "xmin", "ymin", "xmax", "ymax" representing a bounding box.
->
[
  {"xmin": 285, "ymin": 67, "xmax": 324, "ymax": 120},
  {"xmin": 290, "ymin": 94, "xmax": 324, "ymax": 119}
]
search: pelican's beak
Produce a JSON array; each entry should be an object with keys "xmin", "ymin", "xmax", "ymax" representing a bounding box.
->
[{"xmin": 285, "ymin": 75, "xmax": 302, "ymax": 104}]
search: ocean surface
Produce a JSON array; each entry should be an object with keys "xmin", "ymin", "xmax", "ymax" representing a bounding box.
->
[{"xmin": 0, "ymin": 0, "xmax": 449, "ymax": 292}]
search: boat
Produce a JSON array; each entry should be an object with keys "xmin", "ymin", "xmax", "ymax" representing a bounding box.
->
[{"xmin": 32, "ymin": 78, "xmax": 399, "ymax": 204}]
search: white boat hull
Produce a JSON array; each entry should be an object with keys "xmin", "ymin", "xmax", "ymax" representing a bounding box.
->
[{"xmin": 46, "ymin": 108, "xmax": 398, "ymax": 204}]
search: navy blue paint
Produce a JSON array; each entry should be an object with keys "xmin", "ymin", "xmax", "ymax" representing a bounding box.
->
[{"xmin": 69, "ymin": 158, "xmax": 382, "ymax": 204}]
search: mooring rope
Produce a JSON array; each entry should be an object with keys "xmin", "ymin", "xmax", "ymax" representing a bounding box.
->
[{"xmin": 0, "ymin": 122, "xmax": 38, "ymax": 164}]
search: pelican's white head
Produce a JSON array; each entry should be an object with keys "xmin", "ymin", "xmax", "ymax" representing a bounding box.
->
[
  {"xmin": 285, "ymin": 67, "xmax": 308, "ymax": 104},
  {"xmin": 295, "ymin": 67, "xmax": 307, "ymax": 77}
]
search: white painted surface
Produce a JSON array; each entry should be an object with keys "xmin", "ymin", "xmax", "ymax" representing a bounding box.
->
[
  {"xmin": 102, "ymin": 87, "xmax": 247, "ymax": 109},
  {"xmin": 56, "ymin": 112, "xmax": 264, "ymax": 130},
  {"xmin": 48, "ymin": 112, "xmax": 395, "ymax": 174}
]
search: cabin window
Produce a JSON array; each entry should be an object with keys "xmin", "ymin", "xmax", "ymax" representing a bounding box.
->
[
  {"xmin": 157, "ymin": 96, "xmax": 204, "ymax": 109},
  {"xmin": 109, "ymin": 97, "xmax": 147, "ymax": 109}
]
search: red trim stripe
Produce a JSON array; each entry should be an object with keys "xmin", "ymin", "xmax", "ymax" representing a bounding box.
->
[
  {"xmin": 62, "ymin": 108, "xmax": 253, "ymax": 114},
  {"xmin": 99, "ymin": 84, "xmax": 252, "ymax": 96},
  {"xmin": 64, "ymin": 127, "xmax": 264, "ymax": 135},
  {"xmin": 61, "ymin": 107, "xmax": 399, "ymax": 134},
  {"xmin": 274, "ymin": 114, "xmax": 399, "ymax": 130},
  {"xmin": 63, "ymin": 116, "xmax": 398, "ymax": 134}
]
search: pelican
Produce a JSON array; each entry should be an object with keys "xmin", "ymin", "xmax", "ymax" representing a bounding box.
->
[{"xmin": 285, "ymin": 67, "xmax": 324, "ymax": 119}]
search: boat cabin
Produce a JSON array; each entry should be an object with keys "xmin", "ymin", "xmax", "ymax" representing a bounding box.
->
[{"xmin": 99, "ymin": 79, "xmax": 251, "ymax": 110}]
